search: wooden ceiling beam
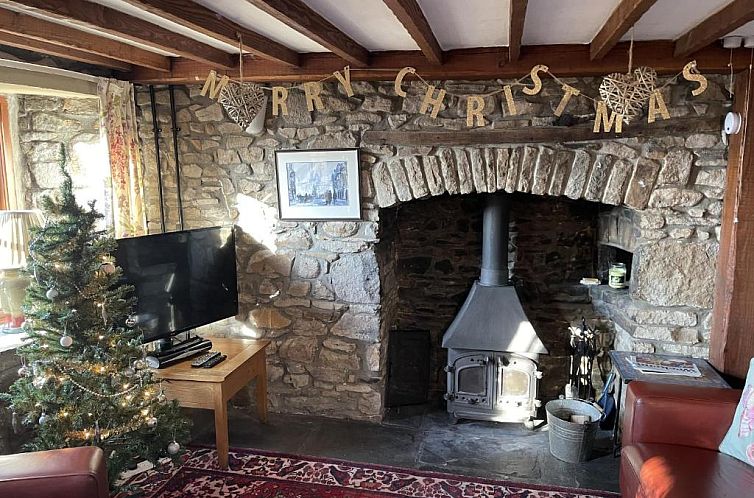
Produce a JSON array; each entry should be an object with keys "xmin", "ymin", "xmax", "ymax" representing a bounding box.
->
[
  {"xmin": 0, "ymin": 8, "xmax": 169, "ymax": 71},
  {"xmin": 590, "ymin": 0, "xmax": 658, "ymax": 60},
  {"xmin": 245, "ymin": 0, "xmax": 369, "ymax": 67},
  {"xmin": 0, "ymin": 0, "xmax": 235, "ymax": 68},
  {"xmin": 0, "ymin": 31, "xmax": 132, "ymax": 71},
  {"xmin": 675, "ymin": 0, "xmax": 754, "ymax": 58},
  {"xmin": 508, "ymin": 0, "xmax": 527, "ymax": 62},
  {"xmin": 383, "ymin": 0, "xmax": 442, "ymax": 64},
  {"xmin": 118, "ymin": 0, "xmax": 299, "ymax": 67},
  {"xmin": 127, "ymin": 42, "xmax": 751, "ymax": 84}
]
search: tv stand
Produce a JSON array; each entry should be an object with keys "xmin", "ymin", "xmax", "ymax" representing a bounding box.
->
[{"xmin": 153, "ymin": 337, "xmax": 270, "ymax": 468}]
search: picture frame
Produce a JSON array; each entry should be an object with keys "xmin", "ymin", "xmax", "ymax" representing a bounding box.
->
[{"xmin": 275, "ymin": 148, "xmax": 361, "ymax": 221}]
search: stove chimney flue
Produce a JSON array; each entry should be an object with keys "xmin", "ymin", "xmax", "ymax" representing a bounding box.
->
[{"xmin": 480, "ymin": 194, "xmax": 510, "ymax": 287}]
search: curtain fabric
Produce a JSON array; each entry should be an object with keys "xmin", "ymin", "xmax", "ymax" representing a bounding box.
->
[{"xmin": 98, "ymin": 79, "xmax": 147, "ymax": 238}]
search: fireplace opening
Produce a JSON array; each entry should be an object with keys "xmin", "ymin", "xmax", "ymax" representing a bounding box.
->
[{"xmin": 380, "ymin": 191, "xmax": 607, "ymax": 419}]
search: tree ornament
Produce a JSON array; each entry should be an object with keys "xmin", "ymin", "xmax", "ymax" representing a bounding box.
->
[
  {"xmin": 133, "ymin": 359, "xmax": 146, "ymax": 370},
  {"xmin": 32, "ymin": 375, "xmax": 47, "ymax": 389},
  {"xmin": 59, "ymin": 335, "xmax": 73, "ymax": 348},
  {"xmin": 123, "ymin": 366, "xmax": 136, "ymax": 377},
  {"xmin": 94, "ymin": 420, "xmax": 101, "ymax": 444},
  {"xmin": 11, "ymin": 411, "xmax": 19, "ymax": 433},
  {"xmin": 17, "ymin": 365, "xmax": 30, "ymax": 377},
  {"xmin": 157, "ymin": 390, "xmax": 167, "ymax": 403},
  {"xmin": 101, "ymin": 262, "xmax": 116, "ymax": 274},
  {"xmin": 46, "ymin": 288, "xmax": 59, "ymax": 300},
  {"xmin": 146, "ymin": 417, "xmax": 158, "ymax": 428},
  {"xmin": 38, "ymin": 412, "xmax": 48, "ymax": 425},
  {"xmin": 167, "ymin": 440, "xmax": 180, "ymax": 455},
  {"xmin": 125, "ymin": 315, "xmax": 138, "ymax": 328}
]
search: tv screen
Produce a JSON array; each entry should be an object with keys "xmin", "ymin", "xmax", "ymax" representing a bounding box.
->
[{"xmin": 115, "ymin": 226, "xmax": 238, "ymax": 343}]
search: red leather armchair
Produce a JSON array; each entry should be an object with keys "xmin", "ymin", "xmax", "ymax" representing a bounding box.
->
[
  {"xmin": 0, "ymin": 447, "xmax": 108, "ymax": 498},
  {"xmin": 620, "ymin": 381, "xmax": 754, "ymax": 497}
]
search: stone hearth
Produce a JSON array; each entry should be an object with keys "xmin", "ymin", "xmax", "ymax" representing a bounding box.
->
[{"xmin": 133, "ymin": 75, "xmax": 729, "ymax": 421}]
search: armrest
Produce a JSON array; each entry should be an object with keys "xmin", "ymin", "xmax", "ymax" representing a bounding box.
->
[
  {"xmin": 622, "ymin": 381, "xmax": 741, "ymax": 451},
  {"xmin": 0, "ymin": 447, "xmax": 108, "ymax": 498}
]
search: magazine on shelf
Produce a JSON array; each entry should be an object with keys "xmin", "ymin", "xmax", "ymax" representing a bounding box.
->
[{"xmin": 627, "ymin": 355, "xmax": 702, "ymax": 377}]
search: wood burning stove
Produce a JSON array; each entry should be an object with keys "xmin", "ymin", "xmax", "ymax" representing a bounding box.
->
[{"xmin": 442, "ymin": 194, "xmax": 547, "ymax": 425}]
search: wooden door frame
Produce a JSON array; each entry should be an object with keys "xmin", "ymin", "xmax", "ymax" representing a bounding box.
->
[{"xmin": 709, "ymin": 68, "xmax": 754, "ymax": 381}]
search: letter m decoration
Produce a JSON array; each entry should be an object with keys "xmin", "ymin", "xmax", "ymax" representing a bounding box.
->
[
  {"xmin": 593, "ymin": 101, "xmax": 623, "ymax": 134},
  {"xmin": 200, "ymin": 70, "xmax": 230, "ymax": 99}
]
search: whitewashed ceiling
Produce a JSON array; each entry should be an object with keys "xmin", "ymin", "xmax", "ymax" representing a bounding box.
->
[{"xmin": 5, "ymin": 0, "xmax": 754, "ymax": 57}]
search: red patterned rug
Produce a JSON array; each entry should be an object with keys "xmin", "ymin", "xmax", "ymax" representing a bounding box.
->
[{"xmin": 119, "ymin": 447, "xmax": 619, "ymax": 497}]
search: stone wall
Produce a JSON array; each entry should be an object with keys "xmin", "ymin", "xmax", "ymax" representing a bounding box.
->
[
  {"xmin": 3, "ymin": 94, "xmax": 109, "ymax": 214},
  {"xmin": 134, "ymin": 75, "xmax": 728, "ymax": 421}
]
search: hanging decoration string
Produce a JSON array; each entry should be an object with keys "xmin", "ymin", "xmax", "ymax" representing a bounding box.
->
[{"xmin": 628, "ymin": 28, "xmax": 634, "ymax": 74}]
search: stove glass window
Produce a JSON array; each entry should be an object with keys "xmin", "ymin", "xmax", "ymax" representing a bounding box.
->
[
  {"xmin": 457, "ymin": 365, "xmax": 486, "ymax": 395},
  {"xmin": 501, "ymin": 368, "xmax": 529, "ymax": 397}
]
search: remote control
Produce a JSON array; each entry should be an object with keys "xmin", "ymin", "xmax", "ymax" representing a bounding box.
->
[
  {"xmin": 191, "ymin": 351, "xmax": 220, "ymax": 368},
  {"xmin": 202, "ymin": 354, "xmax": 226, "ymax": 368}
]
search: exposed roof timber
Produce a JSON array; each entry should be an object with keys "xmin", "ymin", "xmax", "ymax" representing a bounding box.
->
[
  {"xmin": 508, "ymin": 0, "xmax": 527, "ymax": 62},
  {"xmin": 590, "ymin": 0, "xmax": 658, "ymax": 60},
  {"xmin": 0, "ymin": 0, "xmax": 235, "ymax": 68},
  {"xmin": 128, "ymin": 42, "xmax": 750, "ymax": 84},
  {"xmin": 245, "ymin": 0, "xmax": 369, "ymax": 67},
  {"xmin": 0, "ymin": 8, "xmax": 169, "ymax": 71},
  {"xmin": 0, "ymin": 31, "xmax": 132, "ymax": 70},
  {"xmin": 675, "ymin": 0, "xmax": 754, "ymax": 58},
  {"xmin": 118, "ymin": 0, "xmax": 299, "ymax": 67},
  {"xmin": 383, "ymin": 0, "xmax": 442, "ymax": 64}
]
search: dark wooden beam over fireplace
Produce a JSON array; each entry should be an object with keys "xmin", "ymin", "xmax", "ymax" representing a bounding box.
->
[
  {"xmin": 363, "ymin": 116, "xmax": 720, "ymax": 146},
  {"xmin": 710, "ymin": 69, "xmax": 754, "ymax": 381}
]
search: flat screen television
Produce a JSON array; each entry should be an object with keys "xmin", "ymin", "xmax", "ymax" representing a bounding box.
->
[{"xmin": 115, "ymin": 226, "xmax": 238, "ymax": 344}]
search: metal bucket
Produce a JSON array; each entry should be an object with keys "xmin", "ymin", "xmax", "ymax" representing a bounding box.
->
[{"xmin": 545, "ymin": 398, "xmax": 602, "ymax": 463}]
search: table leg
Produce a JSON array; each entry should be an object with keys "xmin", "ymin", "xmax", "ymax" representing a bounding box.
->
[
  {"xmin": 255, "ymin": 354, "xmax": 268, "ymax": 423},
  {"xmin": 214, "ymin": 396, "xmax": 229, "ymax": 469}
]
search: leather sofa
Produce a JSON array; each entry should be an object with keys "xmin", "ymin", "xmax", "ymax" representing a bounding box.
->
[
  {"xmin": 620, "ymin": 381, "xmax": 754, "ymax": 497},
  {"xmin": 0, "ymin": 446, "xmax": 108, "ymax": 498}
]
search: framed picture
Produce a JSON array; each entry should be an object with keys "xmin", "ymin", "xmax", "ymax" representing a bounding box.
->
[{"xmin": 275, "ymin": 148, "xmax": 361, "ymax": 221}]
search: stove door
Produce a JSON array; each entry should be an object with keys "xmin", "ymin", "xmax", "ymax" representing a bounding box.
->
[
  {"xmin": 449, "ymin": 353, "xmax": 493, "ymax": 409},
  {"xmin": 495, "ymin": 353, "xmax": 538, "ymax": 413}
]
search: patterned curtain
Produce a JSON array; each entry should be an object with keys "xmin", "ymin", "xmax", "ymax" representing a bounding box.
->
[{"xmin": 98, "ymin": 79, "xmax": 147, "ymax": 238}]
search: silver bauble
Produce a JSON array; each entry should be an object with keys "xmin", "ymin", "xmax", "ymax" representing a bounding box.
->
[
  {"xmin": 125, "ymin": 315, "xmax": 138, "ymax": 328},
  {"xmin": 101, "ymin": 263, "xmax": 116, "ymax": 274},
  {"xmin": 59, "ymin": 335, "xmax": 73, "ymax": 348},
  {"xmin": 123, "ymin": 366, "xmax": 136, "ymax": 377},
  {"xmin": 167, "ymin": 440, "xmax": 180, "ymax": 455},
  {"xmin": 146, "ymin": 417, "xmax": 158, "ymax": 428},
  {"xmin": 45, "ymin": 288, "xmax": 59, "ymax": 300},
  {"xmin": 157, "ymin": 391, "xmax": 167, "ymax": 403},
  {"xmin": 17, "ymin": 365, "xmax": 30, "ymax": 377},
  {"xmin": 38, "ymin": 413, "xmax": 47, "ymax": 425}
]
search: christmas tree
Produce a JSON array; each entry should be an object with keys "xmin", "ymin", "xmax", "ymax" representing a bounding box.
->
[{"xmin": 1, "ymin": 155, "xmax": 190, "ymax": 487}]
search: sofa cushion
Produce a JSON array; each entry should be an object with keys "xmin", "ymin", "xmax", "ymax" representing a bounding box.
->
[
  {"xmin": 719, "ymin": 357, "xmax": 754, "ymax": 467},
  {"xmin": 621, "ymin": 443, "xmax": 754, "ymax": 498}
]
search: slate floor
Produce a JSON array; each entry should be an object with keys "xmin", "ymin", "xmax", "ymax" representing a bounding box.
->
[{"xmin": 189, "ymin": 404, "xmax": 620, "ymax": 493}]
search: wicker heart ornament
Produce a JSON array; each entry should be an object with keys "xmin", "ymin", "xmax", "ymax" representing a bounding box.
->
[
  {"xmin": 218, "ymin": 81, "xmax": 266, "ymax": 131},
  {"xmin": 598, "ymin": 67, "xmax": 657, "ymax": 123}
]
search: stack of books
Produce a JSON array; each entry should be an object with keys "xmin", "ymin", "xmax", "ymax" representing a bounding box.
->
[{"xmin": 627, "ymin": 355, "xmax": 702, "ymax": 377}]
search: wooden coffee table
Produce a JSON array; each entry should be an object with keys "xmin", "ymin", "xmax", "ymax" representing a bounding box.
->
[{"xmin": 153, "ymin": 337, "xmax": 270, "ymax": 468}]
